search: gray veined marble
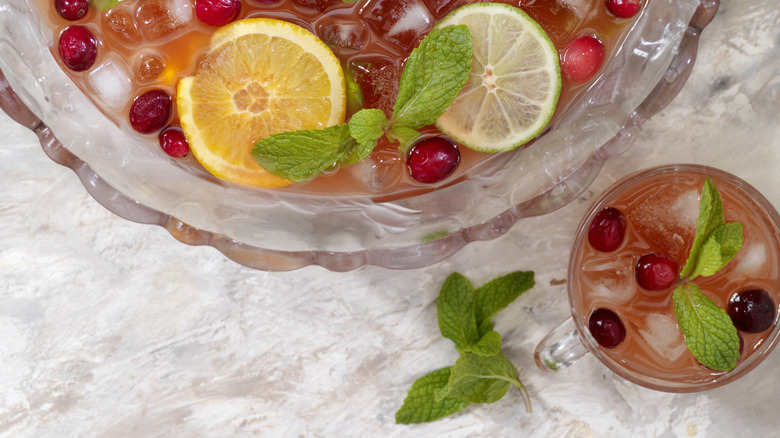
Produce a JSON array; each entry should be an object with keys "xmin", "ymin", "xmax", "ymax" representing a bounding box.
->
[{"xmin": 1, "ymin": 0, "xmax": 780, "ymax": 437}]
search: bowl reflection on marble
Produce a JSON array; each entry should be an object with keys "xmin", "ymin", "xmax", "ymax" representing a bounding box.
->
[{"xmin": 0, "ymin": 0, "xmax": 714, "ymax": 271}]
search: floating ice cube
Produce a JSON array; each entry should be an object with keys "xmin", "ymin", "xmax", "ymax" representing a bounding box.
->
[
  {"xmin": 88, "ymin": 56, "xmax": 132, "ymax": 111},
  {"xmin": 735, "ymin": 243, "xmax": 767, "ymax": 277},
  {"xmin": 581, "ymin": 253, "xmax": 635, "ymax": 303},
  {"xmin": 636, "ymin": 313, "xmax": 687, "ymax": 362},
  {"xmin": 360, "ymin": 0, "xmax": 434, "ymax": 52},
  {"xmin": 350, "ymin": 57, "xmax": 400, "ymax": 119},
  {"xmin": 136, "ymin": 0, "xmax": 193, "ymax": 42},
  {"xmin": 316, "ymin": 18, "xmax": 369, "ymax": 50},
  {"xmin": 103, "ymin": 3, "xmax": 142, "ymax": 47},
  {"xmin": 345, "ymin": 150, "xmax": 403, "ymax": 193},
  {"xmin": 557, "ymin": 0, "xmax": 595, "ymax": 19}
]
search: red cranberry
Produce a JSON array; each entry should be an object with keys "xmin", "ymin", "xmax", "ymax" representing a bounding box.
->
[
  {"xmin": 195, "ymin": 0, "xmax": 241, "ymax": 26},
  {"xmin": 58, "ymin": 25, "xmax": 98, "ymax": 72},
  {"xmin": 561, "ymin": 35, "xmax": 605, "ymax": 84},
  {"xmin": 635, "ymin": 253, "xmax": 679, "ymax": 291},
  {"xmin": 728, "ymin": 289, "xmax": 776, "ymax": 333},
  {"xmin": 588, "ymin": 308, "xmax": 626, "ymax": 349},
  {"xmin": 158, "ymin": 127, "xmax": 190, "ymax": 158},
  {"xmin": 55, "ymin": 0, "xmax": 89, "ymax": 21},
  {"xmin": 605, "ymin": 0, "xmax": 642, "ymax": 18},
  {"xmin": 588, "ymin": 207, "xmax": 626, "ymax": 252},
  {"xmin": 129, "ymin": 90, "xmax": 172, "ymax": 134},
  {"xmin": 406, "ymin": 137, "xmax": 460, "ymax": 184}
]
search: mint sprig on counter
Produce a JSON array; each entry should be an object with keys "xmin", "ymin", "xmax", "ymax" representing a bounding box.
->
[
  {"xmin": 252, "ymin": 25, "xmax": 473, "ymax": 182},
  {"xmin": 395, "ymin": 271, "xmax": 534, "ymax": 425},
  {"xmin": 673, "ymin": 177, "xmax": 744, "ymax": 371}
]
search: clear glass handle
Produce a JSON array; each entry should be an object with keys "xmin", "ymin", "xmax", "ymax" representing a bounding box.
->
[{"xmin": 534, "ymin": 317, "xmax": 590, "ymax": 371}]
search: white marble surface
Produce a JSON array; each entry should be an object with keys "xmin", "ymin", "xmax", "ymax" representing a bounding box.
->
[{"xmin": 2, "ymin": 1, "xmax": 780, "ymax": 437}]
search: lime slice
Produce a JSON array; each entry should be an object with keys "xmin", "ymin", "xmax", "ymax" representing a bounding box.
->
[{"xmin": 434, "ymin": 3, "xmax": 561, "ymax": 152}]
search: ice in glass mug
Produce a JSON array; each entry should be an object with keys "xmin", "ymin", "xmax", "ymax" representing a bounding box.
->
[{"xmin": 534, "ymin": 164, "xmax": 780, "ymax": 392}]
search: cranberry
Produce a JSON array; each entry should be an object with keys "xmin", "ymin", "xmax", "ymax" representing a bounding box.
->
[
  {"xmin": 588, "ymin": 207, "xmax": 626, "ymax": 252},
  {"xmin": 635, "ymin": 253, "xmax": 678, "ymax": 291},
  {"xmin": 195, "ymin": 0, "xmax": 241, "ymax": 26},
  {"xmin": 406, "ymin": 137, "xmax": 460, "ymax": 184},
  {"xmin": 561, "ymin": 35, "xmax": 605, "ymax": 84},
  {"xmin": 605, "ymin": 0, "xmax": 642, "ymax": 19},
  {"xmin": 158, "ymin": 127, "xmax": 190, "ymax": 158},
  {"xmin": 55, "ymin": 0, "xmax": 89, "ymax": 21},
  {"xmin": 57, "ymin": 25, "xmax": 98, "ymax": 72},
  {"xmin": 588, "ymin": 308, "xmax": 626, "ymax": 349},
  {"xmin": 129, "ymin": 89, "xmax": 172, "ymax": 134},
  {"xmin": 728, "ymin": 289, "xmax": 776, "ymax": 333}
]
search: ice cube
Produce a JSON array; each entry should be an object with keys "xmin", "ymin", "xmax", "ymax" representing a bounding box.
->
[
  {"xmin": 635, "ymin": 313, "xmax": 688, "ymax": 362},
  {"xmin": 135, "ymin": 0, "xmax": 193, "ymax": 42},
  {"xmin": 88, "ymin": 56, "xmax": 132, "ymax": 111},
  {"xmin": 626, "ymin": 184, "xmax": 699, "ymax": 263},
  {"xmin": 136, "ymin": 52, "xmax": 167, "ymax": 83},
  {"xmin": 420, "ymin": 0, "xmax": 469, "ymax": 18},
  {"xmin": 360, "ymin": 0, "xmax": 434, "ymax": 52},
  {"xmin": 350, "ymin": 57, "xmax": 400, "ymax": 119},
  {"xmin": 556, "ymin": 0, "xmax": 595, "ymax": 19},
  {"xmin": 316, "ymin": 18, "xmax": 369, "ymax": 50},
  {"xmin": 346, "ymin": 149, "xmax": 403, "ymax": 193},
  {"xmin": 735, "ymin": 243, "xmax": 767, "ymax": 277},
  {"xmin": 522, "ymin": 0, "xmax": 590, "ymax": 43},
  {"xmin": 580, "ymin": 253, "xmax": 635, "ymax": 303},
  {"xmin": 102, "ymin": 3, "xmax": 142, "ymax": 47}
]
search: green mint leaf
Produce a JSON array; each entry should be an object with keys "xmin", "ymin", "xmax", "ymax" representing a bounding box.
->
[
  {"xmin": 90, "ymin": 0, "xmax": 121, "ymax": 9},
  {"xmin": 462, "ymin": 330, "xmax": 502, "ymax": 357},
  {"xmin": 391, "ymin": 25, "xmax": 473, "ymax": 131},
  {"xmin": 395, "ymin": 367, "xmax": 469, "ymax": 424},
  {"xmin": 474, "ymin": 271, "xmax": 535, "ymax": 337},
  {"xmin": 348, "ymin": 108, "xmax": 387, "ymax": 148},
  {"xmin": 689, "ymin": 222, "xmax": 744, "ymax": 279},
  {"xmin": 680, "ymin": 178, "xmax": 726, "ymax": 279},
  {"xmin": 252, "ymin": 125, "xmax": 355, "ymax": 182},
  {"xmin": 436, "ymin": 273, "xmax": 479, "ymax": 350},
  {"xmin": 673, "ymin": 283, "xmax": 740, "ymax": 371},
  {"xmin": 439, "ymin": 352, "xmax": 531, "ymax": 412},
  {"xmin": 386, "ymin": 126, "xmax": 422, "ymax": 154}
]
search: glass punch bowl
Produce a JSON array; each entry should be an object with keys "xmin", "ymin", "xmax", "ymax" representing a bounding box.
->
[{"xmin": 0, "ymin": 0, "xmax": 718, "ymax": 271}]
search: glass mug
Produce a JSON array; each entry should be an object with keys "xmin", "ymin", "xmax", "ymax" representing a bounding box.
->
[{"xmin": 534, "ymin": 164, "xmax": 780, "ymax": 392}]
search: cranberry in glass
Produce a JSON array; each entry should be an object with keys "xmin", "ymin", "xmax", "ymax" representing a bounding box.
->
[
  {"xmin": 58, "ymin": 25, "xmax": 98, "ymax": 72},
  {"xmin": 129, "ymin": 90, "xmax": 173, "ymax": 135},
  {"xmin": 588, "ymin": 207, "xmax": 626, "ymax": 252},
  {"xmin": 605, "ymin": 0, "xmax": 642, "ymax": 19},
  {"xmin": 588, "ymin": 308, "xmax": 626, "ymax": 349},
  {"xmin": 728, "ymin": 289, "xmax": 776, "ymax": 333},
  {"xmin": 195, "ymin": 0, "xmax": 241, "ymax": 26},
  {"xmin": 158, "ymin": 127, "xmax": 190, "ymax": 158},
  {"xmin": 561, "ymin": 35, "xmax": 605, "ymax": 84},
  {"xmin": 635, "ymin": 253, "xmax": 678, "ymax": 291},
  {"xmin": 55, "ymin": 0, "xmax": 89, "ymax": 21},
  {"xmin": 406, "ymin": 137, "xmax": 460, "ymax": 184}
]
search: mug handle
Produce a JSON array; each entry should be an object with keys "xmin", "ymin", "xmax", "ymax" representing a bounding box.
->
[{"xmin": 534, "ymin": 317, "xmax": 590, "ymax": 371}]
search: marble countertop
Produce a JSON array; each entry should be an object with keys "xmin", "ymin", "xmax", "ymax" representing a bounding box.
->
[{"xmin": 2, "ymin": 1, "xmax": 780, "ymax": 436}]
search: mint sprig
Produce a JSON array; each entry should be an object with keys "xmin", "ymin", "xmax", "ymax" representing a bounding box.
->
[
  {"xmin": 252, "ymin": 25, "xmax": 473, "ymax": 182},
  {"xmin": 673, "ymin": 177, "xmax": 744, "ymax": 371},
  {"xmin": 396, "ymin": 271, "xmax": 535, "ymax": 424}
]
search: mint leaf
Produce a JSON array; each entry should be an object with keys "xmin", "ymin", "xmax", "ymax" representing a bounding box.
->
[
  {"xmin": 462, "ymin": 330, "xmax": 502, "ymax": 357},
  {"xmin": 673, "ymin": 283, "xmax": 740, "ymax": 371},
  {"xmin": 680, "ymin": 178, "xmax": 725, "ymax": 279},
  {"xmin": 688, "ymin": 222, "xmax": 743, "ymax": 279},
  {"xmin": 348, "ymin": 108, "xmax": 386, "ymax": 148},
  {"xmin": 391, "ymin": 25, "xmax": 473, "ymax": 132},
  {"xmin": 474, "ymin": 271, "xmax": 535, "ymax": 336},
  {"xmin": 90, "ymin": 0, "xmax": 122, "ymax": 9},
  {"xmin": 395, "ymin": 367, "xmax": 469, "ymax": 424},
  {"xmin": 386, "ymin": 126, "xmax": 422, "ymax": 153},
  {"xmin": 252, "ymin": 125, "xmax": 355, "ymax": 182},
  {"xmin": 436, "ymin": 273, "xmax": 479, "ymax": 350},
  {"xmin": 439, "ymin": 352, "xmax": 531, "ymax": 412}
]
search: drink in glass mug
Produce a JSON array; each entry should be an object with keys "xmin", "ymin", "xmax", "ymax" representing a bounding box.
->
[{"xmin": 536, "ymin": 164, "xmax": 780, "ymax": 391}]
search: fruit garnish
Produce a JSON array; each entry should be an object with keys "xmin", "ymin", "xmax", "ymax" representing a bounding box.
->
[
  {"xmin": 635, "ymin": 253, "xmax": 678, "ymax": 291},
  {"xmin": 395, "ymin": 271, "xmax": 535, "ymax": 424},
  {"xmin": 673, "ymin": 177, "xmax": 744, "ymax": 371},
  {"xmin": 252, "ymin": 24, "xmax": 472, "ymax": 182},
  {"xmin": 561, "ymin": 35, "xmax": 605, "ymax": 84},
  {"xmin": 176, "ymin": 18, "xmax": 347, "ymax": 188},
  {"xmin": 130, "ymin": 89, "xmax": 172, "ymax": 134},
  {"xmin": 588, "ymin": 207, "xmax": 626, "ymax": 252},
  {"xmin": 406, "ymin": 136, "xmax": 460, "ymax": 184},
  {"xmin": 58, "ymin": 25, "xmax": 98, "ymax": 72},
  {"xmin": 433, "ymin": 3, "xmax": 562, "ymax": 153},
  {"xmin": 56, "ymin": 0, "xmax": 89, "ymax": 21},
  {"xmin": 195, "ymin": 0, "xmax": 241, "ymax": 27},
  {"xmin": 588, "ymin": 308, "xmax": 626, "ymax": 348},
  {"xmin": 158, "ymin": 126, "xmax": 190, "ymax": 158},
  {"xmin": 728, "ymin": 289, "xmax": 776, "ymax": 333},
  {"xmin": 605, "ymin": 0, "xmax": 642, "ymax": 19}
]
